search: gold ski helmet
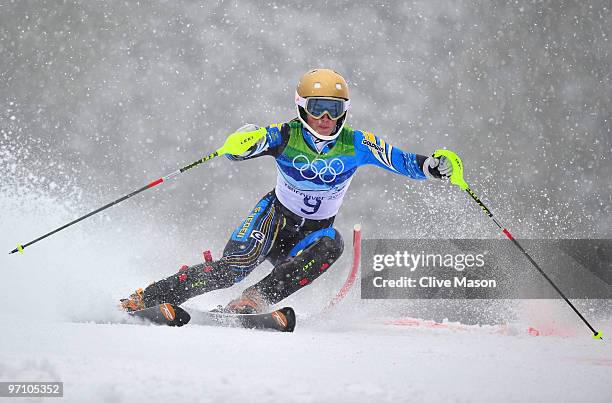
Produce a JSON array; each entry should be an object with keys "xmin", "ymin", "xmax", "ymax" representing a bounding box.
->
[{"xmin": 295, "ymin": 69, "xmax": 351, "ymax": 141}]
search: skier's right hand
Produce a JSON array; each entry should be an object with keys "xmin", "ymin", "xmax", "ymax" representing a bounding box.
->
[
  {"xmin": 233, "ymin": 123, "xmax": 262, "ymax": 156},
  {"xmin": 235, "ymin": 123, "xmax": 260, "ymax": 133}
]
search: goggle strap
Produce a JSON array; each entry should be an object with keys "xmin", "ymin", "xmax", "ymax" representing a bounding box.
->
[
  {"xmin": 295, "ymin": 93, "xmax": 308, "ymax": 108},
  {"xmin": 295, "ymin": 93, "xmax": 349, "ymax": 111}
]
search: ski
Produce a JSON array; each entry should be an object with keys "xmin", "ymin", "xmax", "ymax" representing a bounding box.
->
[
  {"xmin": 128, "ymin": 303, "xmax": 192, "ymax": 327},
  {"xmin": 128, "ymin": 304, "xmax": 296, "ymax": 332},
  {"xmin": 188, "ymin": 306, "xmax": 296, "ymax": 332}
]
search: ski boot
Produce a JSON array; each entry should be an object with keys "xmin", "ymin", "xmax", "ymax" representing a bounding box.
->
[
  {"xmin": 224, "ymin": 288, "xmax": 268, "ymax": 314},
  {"xmin": 119, "ymin": 251, "xmax": 214, "ymax": 312},
  {"xmin": 119, "ymin": 288, "xmax": 146, "ymax": 312},
  {"xmin": 119, "ymin": 280, "xmax": 179, "ymax": 312}
]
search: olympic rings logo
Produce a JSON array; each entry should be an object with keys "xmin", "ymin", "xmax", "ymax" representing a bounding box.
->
[{"xmin": 292, "ymin": 155, "xmax": 345, "ymax": 183}]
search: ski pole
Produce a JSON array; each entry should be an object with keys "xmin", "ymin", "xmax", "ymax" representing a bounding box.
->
[
  {"xmin": 434, "ymin": 149, "xmax": 603, "ymax": 341},
  {"xmin": 9, "ymin": 127, "xmax": 267, "ymax": 255}
]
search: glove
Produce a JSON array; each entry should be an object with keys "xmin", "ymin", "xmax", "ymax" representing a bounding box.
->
[
  {"xmin": 423, "ymin": 155, "xmax": 453, "ymax": 180},
  {"xmin": 235, "ymin": 123, "xmax": 260, "ymax": 133},
  {"xmin": 233, "ymin": 123, "xmax": 262, "ymax": 156}
]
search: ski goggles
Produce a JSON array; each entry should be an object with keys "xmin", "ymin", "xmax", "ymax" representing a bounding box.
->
[{"xmin": 295, "ymin": 93, "xmax": 350, "ymax": 120}]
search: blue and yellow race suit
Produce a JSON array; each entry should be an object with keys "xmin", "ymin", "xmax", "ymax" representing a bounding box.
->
[
  {"xmin": 227, "ymin": 120, "xmax": 427, "ymax": 219},
  {"xmin": 141, "ymin": 120, "xmax": 430, "ymax": 308}
]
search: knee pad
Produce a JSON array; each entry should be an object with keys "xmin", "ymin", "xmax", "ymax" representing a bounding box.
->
[
  {"xmin": 252, "ymin": 229, "xmax": 343, "ymax": 304},
  {"xmin": 288, "ymin": 227, "xmax": 343, "ymax": 258}
]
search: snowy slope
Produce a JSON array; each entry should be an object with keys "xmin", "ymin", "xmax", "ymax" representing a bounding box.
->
[
  {"xmin": 1, "ymin": 312, "xmax": 611, "ymax": 403},
  {"xmin": 1, "ymin": 184, "xmax": 612, "ymax": 403},
  {"xmin": 2, "ymin": 1, "xmax": 611, "ymax": 400}
]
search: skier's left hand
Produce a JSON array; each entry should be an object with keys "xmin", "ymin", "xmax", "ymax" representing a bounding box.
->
[{"xmin": 423, "ymin": 155, "xmax": 453, "ymax": 180}]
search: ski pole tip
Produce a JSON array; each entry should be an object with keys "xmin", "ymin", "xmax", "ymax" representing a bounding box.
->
[
  {"xmin": 9, "ymin": 244, "xmax": 24, "ymax": 254},
  {"xmin": 593, "ymin": 331, "xmax": 603, "ymax": 340}
]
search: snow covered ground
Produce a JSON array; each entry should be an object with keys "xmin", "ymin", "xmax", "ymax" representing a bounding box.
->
[
  {"xmin": 1, "ymin": 312, "xmax": 611, "ymax": 403},
  {"xmin": 1, "ymin": 181, "xmax": 611, "ymax": 403},
  {"xmin": 2, "ymin": 2, "xmax": 611, "ymax": 400}
]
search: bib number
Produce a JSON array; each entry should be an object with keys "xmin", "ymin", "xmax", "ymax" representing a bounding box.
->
[{"xmin": 300, "ymin": 196, "xmax": 321, "ymax": 215}]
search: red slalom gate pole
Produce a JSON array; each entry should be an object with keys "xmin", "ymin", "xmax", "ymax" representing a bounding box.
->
[{"xmin": 327, "ymin": 224, "xmax": 362, "ymax": 309}]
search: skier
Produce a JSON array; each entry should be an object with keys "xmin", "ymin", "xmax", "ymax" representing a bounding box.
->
[{"xmin": 120, "ymin": 68, "xmax": 452, "ymax": 314}]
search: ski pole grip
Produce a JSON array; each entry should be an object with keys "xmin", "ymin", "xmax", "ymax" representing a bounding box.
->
[
  {"xmin": 217, "ymin": 127, "xmax": 267, "ymax": 156},
  {"xmin": 433, "ymin": 149, "xmax": 468, "ymax": 190}
]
